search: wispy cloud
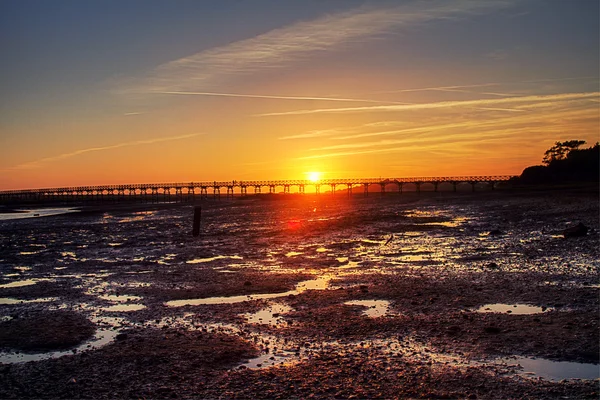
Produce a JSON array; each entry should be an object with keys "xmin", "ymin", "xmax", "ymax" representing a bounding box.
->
[
  {"xmin": 258, "ymin": 91, "xmax": 600, "ymax": 116},
  {"xmin": 158, "ymin": 91, "xmax": 402, "ymax": 105},
  {"xmin": 278, "ymin": 121, "xmax": 413, "ymax": 140},
  {"xmin": 486, "ymin": 49, "xmax": 509, "ymax": 60},
  {"xmin": 426, "ymin": 88, "xmax": 525, "ymax": 98},
  {"xmin": 297, "ymin": 130, "xmax": 554, "ymax": 160},
  {"xmin": 296, "ymin": 104, "xmax": 597, "ymax": 160},
  {"xmin": 279, "ymin": 129, "xmax": 339, "ymax": 141},
  {"xmin": 279, "ymin": 100, "xmax": 596, "ymax": 142},
  {"xmin": 372, "ymin": 76, "xmax": 597, "ymax": 94},
  {"xmin": 116, "ymin": 0, "xmax": 520, "ymax": 95},
  {"xmin": 9, "ymin": 133, "xmax": 203, "ymax": 170}
]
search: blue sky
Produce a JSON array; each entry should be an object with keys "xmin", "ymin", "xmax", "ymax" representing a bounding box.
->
[{"xmin": 0, "ymin": 0, "xmax": 598, "ymax": 189}]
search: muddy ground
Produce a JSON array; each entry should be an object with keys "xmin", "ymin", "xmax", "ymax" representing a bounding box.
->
[{"xmin": 0, "ymin": 187, "xmax": 598, "ymax": 398}]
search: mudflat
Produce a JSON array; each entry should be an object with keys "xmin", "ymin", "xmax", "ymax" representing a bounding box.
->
[{"xmin": 0, "ymin": 188, "xmax": 598, "ymax": 398}]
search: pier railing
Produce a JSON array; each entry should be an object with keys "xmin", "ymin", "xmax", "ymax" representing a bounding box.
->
[{"xmin": 0, "ymin": 176, "xmax": 516, "ymax": 203}]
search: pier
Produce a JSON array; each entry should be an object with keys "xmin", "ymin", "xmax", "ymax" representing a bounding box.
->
[{"xmin": 0, "ymin": 176, "xmax": 514, "ymax": 204}]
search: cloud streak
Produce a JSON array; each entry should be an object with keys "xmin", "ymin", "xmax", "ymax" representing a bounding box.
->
[
  {"xmin": 9, "ymin": 133, "xmax": 203, "ymax": 170},
  {"xmin": 295, "ymin": 104, "xmax": 597, "ymax": 160},
  {"xmin": 258, "ymin": 91, "xmax": 600, "ymax": 116},
  {"xmin": 297, "ymin": 130, "xmax": 555, "ymax": 160},
  {"xmin": 158, "ymin": 91, "xmax": 404, "ymax": 105},
  {"xmin": 117, "ymin": 0, "xmax": 519, "ymax": 95},
  {"xmin": 372, "ymin": 76, "xmax": 598, "ymax": 94}
]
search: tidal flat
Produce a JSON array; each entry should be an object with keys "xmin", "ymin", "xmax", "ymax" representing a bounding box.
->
[{"xmin": 0, "ymin": 189, "xmax": 598, "ymax": 398}]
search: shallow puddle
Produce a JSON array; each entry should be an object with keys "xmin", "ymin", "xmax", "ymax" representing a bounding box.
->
[
  {"xmin": 475, "ymin": 303, "xmax": 551, "ymax": 315},
  {"xmin": 0, "ymin": 279, "xmax": 54, "ymax": 289},
  {"xmin": 420, "ymin": 217, "xmax": 468, "ymax": 228},
  {"xmin": 296, "ymin": 275, "xmax": 332, "ymax": 290},
  {"xmin": 243, "ymin": 303, "xmax": 293, "ymax": 327},
  {"xmin": 166, "ymin": 290, "xmax": 296, "ymax": 306},
  {"xmin": 0, "ymin": 315, "xmax": 125, "ymax": 364},
  {"xmin": 0, "ymin": 208, "xmax": 79, "ymax": 221},
  {"xmin": 99, "ymin": 294, "xmax": 143, "ymax": 303},
  {"xmin": 186, "ymin": 255, "xmax": 243, "ymax": 264},
  {"xmin": 102, "ymin": 304, "xmax": 146, "ymax": 312},
  {"xmin": 166, "ymin": 275, "xmax": 332, "ymax": 307},
  {"xmin": 0, "ymin": 297, "xmax": 57, "ymax": 305},
  {"xmin": 500, "ymin": 356, "xmax": 600, "ymax": 381},
  {"xmin": 242, "ymin": 349, "xmax": 297, "ymax": 369},
  {"xmin": 345, "ymin": 300, "xmax": 392, "ymax": 317}
]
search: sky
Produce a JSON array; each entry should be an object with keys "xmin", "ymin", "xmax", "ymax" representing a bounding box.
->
[{"xmin": 0, "ymin": 0, "xmax": 598, "ymax": 190}]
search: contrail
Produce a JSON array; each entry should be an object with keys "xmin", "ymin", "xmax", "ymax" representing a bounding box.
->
[
  {"xmin": 9, "ymin": 133, "xmax": 204, "ymax": 170},
  {"xmin": 158, "ymin": 91, "xmax": 406, "ymax": 104},
  {"xmin": 257, "ymin": 91, "xmax": 600, "ymax": 117},
  {"xmin": 373, "ymin": 76, "xmax": 598, "ymax": 94}
]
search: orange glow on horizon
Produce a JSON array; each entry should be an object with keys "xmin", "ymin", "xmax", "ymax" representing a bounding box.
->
[{"xmin": 307, "ymin": 172, "xmax": 322, "ymax": 182}]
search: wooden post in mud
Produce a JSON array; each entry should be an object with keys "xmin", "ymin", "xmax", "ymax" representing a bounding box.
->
[{"xmin": 192, "ymin": 206, "xmax": 202, "ymax": 237}]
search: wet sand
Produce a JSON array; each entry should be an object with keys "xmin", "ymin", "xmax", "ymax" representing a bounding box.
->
[{"xmin": 0, "ymin": 188, "xmax": 598, "ymax": 398}]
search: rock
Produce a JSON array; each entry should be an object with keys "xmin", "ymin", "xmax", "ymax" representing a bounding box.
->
[
  {"xmin": 486, "ymin": 262, "xmax": 499, "ymax": 269},
  {"xmin": 156, "ymin": 387, "xmax": 172, "ymax": 395},
  {"xmin": 563, "ymin": 222, "xmax": 588, "ymax": 238},
  {"xmin": 488, "ymin": 229, "xmax": 503, "ymax": 236},
  {"xmin": 447, "ymin": 326, "xmax": 461, "ymax": 336},
  {"xmin": 484, "ymin": 326, "xmax": 501, "ymax": 334}
]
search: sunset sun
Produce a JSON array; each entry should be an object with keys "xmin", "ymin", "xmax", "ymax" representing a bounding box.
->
[{"xmin": 307, "ymin": 172, "xmax": 322, "ymax": 182}]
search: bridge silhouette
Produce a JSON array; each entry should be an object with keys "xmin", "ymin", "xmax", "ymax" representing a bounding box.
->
[{"xmin": 0, "ymin": 176, "xmax": 514, "ymax": 204}]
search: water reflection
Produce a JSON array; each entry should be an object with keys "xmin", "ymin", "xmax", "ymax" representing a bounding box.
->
[
  {"xmin": 166, "ymin": 275, "xmax": 332, "ymax": 307},
  {"xmin": 344, "ymin": 300, "xmax": 393, "ymax": 317},
  {"xmin": 0, "ymin": 279, "xmax": 55, "ymax": 289},
  {"xmin": 98, "ymin": 294, "xmax": 143, "ymax": 303},
  {"xmin": 243, "ymin": 303, "xmax": 292, "ymax": 327},
  {"xmin": 102, "ymin": 304, "xmax": 146, "ymax": 312},
  {"xmin": 186, "ymin": 255, "xmax": 243, "ymax": 264},
  {"xmin": 0, "ymin": 314, "xmax": 126, "ymax": 364},
  {"xmin": 0, "ymin": 297, "xmax": 57, "ymax": 305},
  {"xmin": 0, "ymin": 196, "xmax": 596, "ymax": 386},
  {"xmin": 0, "ymin": 208, "xmax": 79, "ymax": 221},
  {"xmin": 475, "ymin": 304, "xmax": 552, "ymax": 315},
  {"xmin": 500, "ymin": 356, "xmax": 600, "ymax": 381}
]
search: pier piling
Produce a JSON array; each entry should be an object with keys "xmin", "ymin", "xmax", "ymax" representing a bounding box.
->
[{"xmin": 192, "ymin": 206, "xmax": 202, "ymax": 237}]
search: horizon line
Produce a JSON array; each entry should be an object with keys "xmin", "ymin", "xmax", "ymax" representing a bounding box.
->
[{"xmin": 0, "ymin": 175, "xmax": 519, "ymax": 193}]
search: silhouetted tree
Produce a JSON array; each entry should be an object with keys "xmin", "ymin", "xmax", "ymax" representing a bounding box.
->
[
  {"xmin": 542, "ymin": 140, "xmax": 586, "ymax": 165},
  {"xmin": 518, "ymin": 140, "xmax": 599, "ymax": 184}
]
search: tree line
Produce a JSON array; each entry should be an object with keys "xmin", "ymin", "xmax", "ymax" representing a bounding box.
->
[{"xmin": 516, "ymin": 140, "xmax": 599, "ymax": 184}]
